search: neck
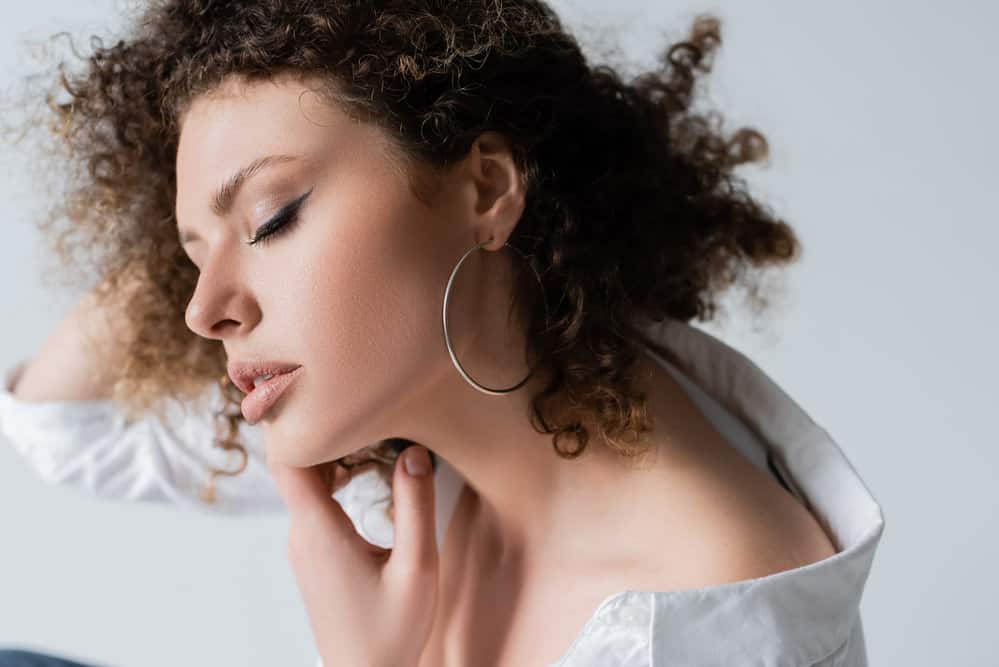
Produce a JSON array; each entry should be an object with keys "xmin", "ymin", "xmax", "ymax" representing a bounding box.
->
[{"xmin": 385, "ymin": 338, "xmax": 693, "ymax": 567}]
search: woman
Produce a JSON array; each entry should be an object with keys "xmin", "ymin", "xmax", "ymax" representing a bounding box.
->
[{"xmin": 2, "ymin": 1, "xmax": 885, "ymax": 665}]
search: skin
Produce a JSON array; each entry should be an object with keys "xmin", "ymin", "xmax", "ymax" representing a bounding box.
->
[
  {"xmin": 176, "ymin": 72, "xmax": 837, "ymax": 665},
  {"xmin": 11, "ymin": 284, "xmax": 130, "ymax": 402}
]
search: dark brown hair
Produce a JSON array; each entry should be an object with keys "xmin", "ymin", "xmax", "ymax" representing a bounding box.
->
[{"xmin": 3, "ymin": 1, "xmax": 800, "ymax": 504}]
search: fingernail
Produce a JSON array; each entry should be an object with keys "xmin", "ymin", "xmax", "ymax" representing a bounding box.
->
[{"xmin": 404, "ymin": 446, "xmax": 430, "ymax": 477}]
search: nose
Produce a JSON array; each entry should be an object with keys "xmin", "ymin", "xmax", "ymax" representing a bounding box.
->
[{"xmin": 184, "ymin": 261, "xmax": 261, "ymax": 341}]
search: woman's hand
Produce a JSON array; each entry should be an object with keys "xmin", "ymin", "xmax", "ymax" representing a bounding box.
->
[{"xmin": 267, "ymin": 445, "xmax": 439, "ymax": 667}]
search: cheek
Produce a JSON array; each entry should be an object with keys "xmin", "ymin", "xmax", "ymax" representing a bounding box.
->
[
  {"xmin": 306, "ymin": 217, "xmax": 443, "ymax": 380},
  {"xmin": 267, "ymin": 203, "xmax": 446, "ymax": 464}
]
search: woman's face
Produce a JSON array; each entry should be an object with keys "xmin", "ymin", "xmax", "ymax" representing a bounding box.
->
[{"xmin": 175, "ymin": 73, "xmax": 523, "ymax": 466}]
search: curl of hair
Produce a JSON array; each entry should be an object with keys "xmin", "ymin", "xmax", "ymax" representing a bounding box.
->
[{"xmin": 1, "ymin": 1, "xmax": 800, "ymax": 511}]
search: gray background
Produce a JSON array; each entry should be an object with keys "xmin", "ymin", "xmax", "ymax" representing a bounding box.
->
[{"xmin": 1, "ymin": 1, "xmax": 995, "ymax": 665}]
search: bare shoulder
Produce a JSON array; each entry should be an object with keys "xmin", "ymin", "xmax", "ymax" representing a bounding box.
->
[
  {"xmin": 623, "ymin": 351, "xmax": 839, "ymax": 590},
  {"xmin": 646, "ymin": 453, "xmax": 840, "ymax": 590},
  {"xmin": 705, "ymin": 493, "xmax": 838, "ymax": 584}
]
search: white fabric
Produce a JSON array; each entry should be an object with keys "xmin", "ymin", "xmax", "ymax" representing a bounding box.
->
[
  {"xmin": 0, "ymin": 365, "xmax": 280, "ymax": 513},
  {"xmin": 0, "ymin": 317, "xmax": 885, "ymax": 666}
]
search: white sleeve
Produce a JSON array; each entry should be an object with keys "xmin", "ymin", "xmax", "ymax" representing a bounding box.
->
[
  {"xmin": 0, "ymin": 355, "xmax": 426, "ymax": 540},
  {"xmin": 0, "ymin": 356, "xmax": 286, "ymax": 515}
]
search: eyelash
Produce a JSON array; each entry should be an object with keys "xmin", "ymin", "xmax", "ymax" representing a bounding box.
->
[
  {"xmin": 246, "ymin": 208, "xmax": 300, "ymax": 246},
  {"xmin": 246, "ymin": 187, "xmax": 314, "ymax": 247}
]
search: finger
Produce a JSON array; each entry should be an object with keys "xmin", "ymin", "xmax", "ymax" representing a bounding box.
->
[
  {"xmin": 267, "ymin": 458, "xmax": 359, "ymax": 548},
  {"xmin": 385, "ymin": 445, "xmax": 438, "ymax": 581}
]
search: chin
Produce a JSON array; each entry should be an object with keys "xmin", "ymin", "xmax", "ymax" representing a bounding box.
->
[
  {"xmin": 265, "ymin": 444, "xmax": 325, "ymax": 468},
  {"xmin": 262, "ymin": 425, "xmax": 326, "ymax": 468},
  {"xmin": 266, "ymin": 427, "xmax": 367, "ymax": 471}
]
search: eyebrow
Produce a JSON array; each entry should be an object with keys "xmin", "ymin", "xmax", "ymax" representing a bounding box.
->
[{"xmin": 178, "ymin": 153, "xmax": 302, "ymax": 245}]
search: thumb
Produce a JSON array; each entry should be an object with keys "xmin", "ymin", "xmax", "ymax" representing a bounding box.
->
[{"xmin": 385, "ymin": 445, "xmax": 438, "ymax": 580}]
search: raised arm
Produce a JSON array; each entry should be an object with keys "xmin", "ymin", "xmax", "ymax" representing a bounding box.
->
[
  {"xmin": 11, "ymin": 285, "xmax": 128, "ymax": 403},
  {"xmin": 1, "ymin": 283, "xmax": 284, "ymax": 514}
]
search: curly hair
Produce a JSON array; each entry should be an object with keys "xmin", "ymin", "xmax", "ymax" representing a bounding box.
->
[{"xmin": 3, "ymin": 0, "xmax": 800, "ymax": 508}]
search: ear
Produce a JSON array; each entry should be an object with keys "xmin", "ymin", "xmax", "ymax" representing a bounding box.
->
[{"xmin": 464, "ymin": 131, "xmax": 526, "ymax": 251}]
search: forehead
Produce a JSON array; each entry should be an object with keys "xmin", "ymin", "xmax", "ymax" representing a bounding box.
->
[
  {"xmin": 172, "ymin": 73, "xmax": 417, "ymax": 231},
  {"xmin": 176, "ymin": 74, "xmax": 337, "ymax": 179}
]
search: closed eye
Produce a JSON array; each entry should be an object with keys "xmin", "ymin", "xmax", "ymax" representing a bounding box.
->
[{"xmin": 246, "ymin": 186, "xmax": 314, "ymax": 246}]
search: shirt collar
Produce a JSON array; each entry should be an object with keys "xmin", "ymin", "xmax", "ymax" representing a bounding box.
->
[{"xmin": 627, "ymin": 316, "xmax": 885, "ymax": 666}]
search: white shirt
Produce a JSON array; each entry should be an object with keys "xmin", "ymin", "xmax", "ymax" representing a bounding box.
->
[{"xmin": 0, "ymin": 318, "xmax": 886, "ymax": 666}]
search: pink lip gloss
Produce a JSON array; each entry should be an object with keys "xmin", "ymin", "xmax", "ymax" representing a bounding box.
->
[{"xmin": 241, "ymin": 366, "xmax": 304, "ymax": 423}]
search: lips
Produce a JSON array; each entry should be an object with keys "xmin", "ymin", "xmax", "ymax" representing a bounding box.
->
[
  {"xmin": 227, "ymin": 361, "xmax": 303, "ymax": 424},
  {"xmin": 227, "ymin": 361, "xmax": 302, "ymax": 395}
]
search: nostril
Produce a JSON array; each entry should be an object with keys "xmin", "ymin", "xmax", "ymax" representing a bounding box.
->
[{"xmin": 210, "ymin": 319, "xmax": 241, "ymax": 337}]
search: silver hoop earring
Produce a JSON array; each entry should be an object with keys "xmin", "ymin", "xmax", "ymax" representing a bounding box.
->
[{"xmin": 442, "ymin": 236, "xmax": 550, "ymax": 395}]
